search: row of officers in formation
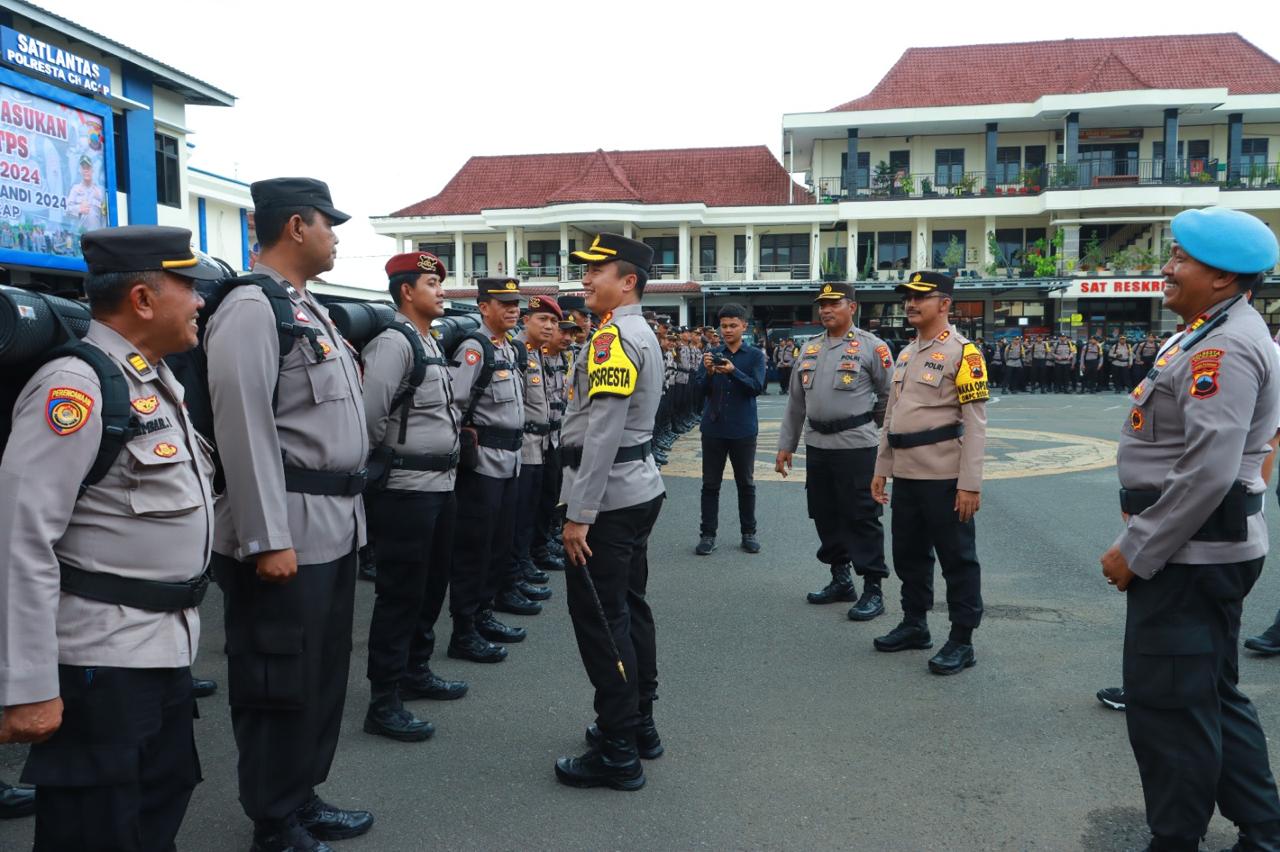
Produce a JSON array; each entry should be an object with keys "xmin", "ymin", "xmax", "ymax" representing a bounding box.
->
[{"xmin": 0, "ymin": 178, "xmax": 1278, "ymax": 852}]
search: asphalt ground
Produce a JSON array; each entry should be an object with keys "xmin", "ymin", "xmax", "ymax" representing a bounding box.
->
[{"xmin": 5, "ymin": 388, "xmax": 1280, "ymax": 851}]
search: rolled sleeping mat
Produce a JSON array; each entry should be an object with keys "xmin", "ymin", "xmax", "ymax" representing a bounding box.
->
[{"xmin": 0, "ymin": 285, "xmax": 91, "ymax": 365}]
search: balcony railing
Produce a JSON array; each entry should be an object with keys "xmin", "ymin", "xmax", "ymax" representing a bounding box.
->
[{"xmin": 812, "ymin": 160, "xmax": 1280, "ymax": 202}]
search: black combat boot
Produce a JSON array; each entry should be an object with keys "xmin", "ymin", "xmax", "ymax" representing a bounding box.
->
[
  {"xmin": 447, "ymin": 617, "xmax": 508, "ymax": 663},
  {"xmin": 806, "ymin": 563, "xmax": 857, "ymax": 604},
  {"xmin": 873, "ymin": 616, "xmax": 933, "ymax": 652},
  {"xmin": 400, "ymin": 665, "xmax": 468, "ymax": 701},
  {"xmin": 477, "ymin": 610, "xmax": 527, "ymax": 643},
  {"xmin": 555, "ymin": 733, "xmax": 646, "ymax": 791},
  {"xmin": 251, "ymin": 815, "xmax": 332, "ymax": 852},
  {"xmin": 586, "ymin": 702, "xmax": 664, "ymax": 759},
  {"xmin": 363, "ymin": 686, "xmax": 433, "ymax": 742}
]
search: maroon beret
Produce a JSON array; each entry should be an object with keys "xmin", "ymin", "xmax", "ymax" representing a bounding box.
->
[
  {"xmin": 525, "ymin": 295, "xmax": 563, "ymax": 320},
  {"xmin": 385, "ymin": 252, "xmax": 447, "ymax": 279}
]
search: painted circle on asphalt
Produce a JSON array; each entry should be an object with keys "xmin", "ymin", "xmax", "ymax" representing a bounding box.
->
[{"xmin": 659, "ymin": 425, "xmax": 1117, "ymax": 482}]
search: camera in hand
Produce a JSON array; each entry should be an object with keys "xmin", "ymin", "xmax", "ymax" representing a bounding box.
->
[{"xmin": 712, "ymin": 355, "xmax": 730, "ymax": 367}]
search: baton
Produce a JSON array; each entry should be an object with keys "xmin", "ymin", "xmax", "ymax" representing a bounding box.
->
[{"xmin": 578, "ymin": 561, "xmax": 627, "ymax": 683}]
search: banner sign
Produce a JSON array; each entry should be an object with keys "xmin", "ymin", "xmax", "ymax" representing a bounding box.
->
[
  {"xmin": 0, "ymin": 80, "xmax": 110, "ymax": 266},
  {"xmin": 1050, "ymin": 279, "xmax": 1165, "ymax": 299},
  {"xmin": 1, "ymin": 27, "xmax": 112, "ymax": 97}
]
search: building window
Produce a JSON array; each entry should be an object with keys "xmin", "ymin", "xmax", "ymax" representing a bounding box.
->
[
  {"xmin": 889, "ymin": 150, "xmax": 910, "ymax": 176},
  {"xmin": 994, "ymin": 229, "xmax": 1024, "ymax": 268},
  {"xmin": 417, "ymin": 242, "xmax": 453, "ymax": 273},
  {"xmin": 932, "ymin": 229, "xmax": 967, "ymax": 269},
  {"xmin": 526, "ymin": 240, "xmax": 560, "ymax": 276},
  {"xmin": 113, "ymin": 114, "xmax": 127, "ymax": 188},
  {"xmin": 643, "ymin": 236, "xmax": 679, "ymax": 275},
  {"xmin": 1024, "ymin": 145, "xmax": 1046, "ymax": 186},
  {"xmin": 840, "ymin": 151, "xmax": 871, "ymax": 190},
  {"xmin": 734, "ymin": 235, "xmax": 746, "ymax": 274},
  {"xmin": 472, "ymin": 242, "xmax": 487, "ymax": 277},
  {"xmin": 154, "ymin": 133, "xmax": 180, "ymax": 208},
  {"xmin": 876, "ymin": 231, "xmax": 910, "ymax": 270},
  {"xmin": 934, "ymin": 149, "xmax": 964, "ymax": 187},
  {"xmin": 1241, "ymin": 139, "xmax": 1270, "ymax": 178},
  {"xmin": 996, "ymin": 146, "xmax": 1021, "ymax": 184},
  {"xmin": 759, "ymin": 233, "xmax": 809, "ymax": 275},
  {"xmin": 699, "ymin": 235, "xmax": 716, "ymax": 276}
]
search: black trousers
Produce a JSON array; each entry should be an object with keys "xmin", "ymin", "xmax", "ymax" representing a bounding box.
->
[
  {"xmin": 512, "ymin": 462, "xmax": 545, "ymax": 569},
  {"xmin": 453, "ymin": 467, "xmax": 518, "ymax": 616},
  {"xmin": 890, "ymin": 477, "xmax": 983, "ymax": 627},
  {"xmin": 366, "ymin": 488, "xmax": 457, "ymax": 689},
  {"xmin": 1032, "ymin": 359, "xmax": 1048, "ymax": 389},
  {"xmin": 778, "ymin": 367, "xmax": 792, "ymax": 393},
  {"xmin": 1005, "ymin": 365, "xmax": 1024, "ymax": 392},
  {"xmin": 1124, "ymin": 558, "xmax": 1280, "ymax": 843},
  {"xmin": 654, "ymin": 390, "xmax": 671, "ymax": 434},
  {"xmin": 566, "ymin": 495, "xmax": 664, "ymax": 736},
  {"xmin": 700, "ymin": 434, "xmax": 758, "ymax": 537},
  {"xmin": 24, "ymin": 666, "xmax": 199, "ymax": 852},
  {"xmin": 1083, "ymin": 361, "xmax": 1102, "ymax": 391},
  {"xmin": 213, "ymin": 549, "xmax": 356, "ymax": 822},
  {"xmin": 1053, "ymin": 363, "xmax": 1071, "ymax": 391},
  {"xmin": 989, "ymin": 363, "xmax": 1003, "ymax": 388},
  {"xmin": 805, "ymin": 445, "xmax": 887, "ymax": 578},
  {"xmin": 533, "ymin": 446, "xmax": 563, "ymax": 559}
]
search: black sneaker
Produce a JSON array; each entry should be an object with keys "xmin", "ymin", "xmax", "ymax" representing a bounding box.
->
[
  {"xmin": 296, "ymin": 794, "xmax": 374, "ymax": 841},
  {"xmin": 494, "ymin": 587, "xmax": 542, "ymax": 616},
  {"xmin": 741, "ymin": 534, "xmax": 761, "ymax": 554},
  {"xmin": 1096, "ymin": 686, "xmax": 1126, "ymax": 711},
  {"xmin": 873, "ymin": 620, "xmax": 933, "ymax": 652},
  {"xmin": 476, "ymin": 611, "xmax": 527, "ymax": 643},
  {"xmin": 847, "ymin": 587, "xmax": 885, "ymax": 622},
  {"xmin": 694, "ymin": 536, "xmax": 716, "ymax": 556},
  {"xmin": 927, "ymin": 639, "xmax": 976, "ymax": 675}
]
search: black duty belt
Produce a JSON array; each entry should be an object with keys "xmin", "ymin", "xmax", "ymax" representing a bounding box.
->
[
  {"xmin": 561, "ymin": 440, "xmax": 652, "ymax": 470},
  {"xmin": 551, "ymin": 400, "xmax": 568, "ymax": 413},
  {"xmin": 524, "ymin": 421, "xmax": 555, "ymax": 436},
  {"xmin": 473, "ymin": 425, "xmax": 524, "ymax": 451},
  {"xmin": 1120, "ymin": 482, "xmax": 1262, "ymax": 543},
  {"xmin": 283, "ymin": 466, "xmax": 368, "ymax": 496},
  {"xmin": 808, "ymin": 411, "xmax": 874, "ymax": 435},
  {"xmin": 60, "ymin": 563, "xmax": 210, "ymax": 612},
  {"xmin": 887, "ymin": 423, "xmax": 964, "ymax": 449},
  {"xmin": 392, "ymin": 450, "xmax": 459, "ymax": 472}
]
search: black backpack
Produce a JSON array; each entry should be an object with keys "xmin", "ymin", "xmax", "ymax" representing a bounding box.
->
[
  {"xmin": 457, "ymin": 330, "xmax": 527, "ymax": 426},
  {"xmin": 0, "ymin": 287, "xmax": 137, "ymax": 494}
]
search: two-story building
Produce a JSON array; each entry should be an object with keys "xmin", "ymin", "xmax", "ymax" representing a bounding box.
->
[
  {"xmin": 374, "ymin": 33, "xmax": 1280, "ymax": 342},
  {"xmin": 0, "ymin": 0, "xmax": 251, "ymax": 290}
]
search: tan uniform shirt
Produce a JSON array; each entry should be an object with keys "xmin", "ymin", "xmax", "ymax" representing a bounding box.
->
[
  {"xmin": 206, "ymin": 263, "xmax": 368, "ymax": 564},
  {"xmin": 777, "ymin": 328, "xmax": 893, "ymax": 452},
  {"xmin": 363, "ymin": 312, "xmax": 458, "ymax": 493},
  {"xmin": 875, "ymin": 325, "xmax": 988, "ymax": 492},
  {"xmin": 450, "ymin": 322, "xmax": 524, "ymax": 479},
  {"xmin": 0, "ymin": 323, "xmax": 214, "ymax": 705},
  {"xmin": 1115, "ymin": 296, "xmax": 1277, "ymax": 578},
  {"xmin": 517, "ymin": 334, "xmax": 554, "ymax": 466}
]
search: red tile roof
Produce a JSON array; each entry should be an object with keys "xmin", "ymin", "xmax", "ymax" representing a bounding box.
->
[
  {"xmin": 830, "ymin": 33, "xmax": 1280, "ymax": 112},
  {"xmin": 444, "ymin": 281, "xmax": 703, "ymax": 299},
  {"xmin": 390, "ymin": 147, "xmax": 811, "ymax": 217}
]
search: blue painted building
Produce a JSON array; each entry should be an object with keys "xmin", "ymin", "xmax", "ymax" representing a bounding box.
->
[{"xmin": 0, "ymin": 0, "xmax": 248, "ymax": 288}]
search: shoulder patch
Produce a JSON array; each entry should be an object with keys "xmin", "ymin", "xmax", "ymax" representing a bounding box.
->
[
  {"xmin": 1189, "ymin": 348, "xmax": 1223, "ymax": 400},
  {"xmin": 46, "ymin": 387, "xmax": 94, "ymax": 435},
  {"xmin": 956, "ymin": 342, "xmax": 989, "ymax": 404},
  {"xmin": 587, "ymin": 324, "xmax": 638, "ymax": 399},
  {"xmin": 464, "ymin": 349, "xmax": 481, "ymax": 366},
  {"xmin": 875, "ymin": 344, "xmax": 892, "ymax": 369}
]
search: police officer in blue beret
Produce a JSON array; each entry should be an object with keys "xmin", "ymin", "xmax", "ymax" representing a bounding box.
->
[{"xmin": 1099, "ymin": 206, "xmax": 1280, "ymax": 852}]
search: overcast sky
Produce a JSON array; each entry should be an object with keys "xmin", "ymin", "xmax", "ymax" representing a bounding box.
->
[{"xmin": 41, "ymin": 0, "xmax": 1280, "ymax": 289}]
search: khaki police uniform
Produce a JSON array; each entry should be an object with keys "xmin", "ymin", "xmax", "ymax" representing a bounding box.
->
[
  {"xmin": 0, "ymin": 226, "xmax": 220, "ymax": 850},
  {"xmin": 1052, "ymin": 338, "xmax": 1075, "ymax": 392},
  {"xmin": 559, "ymin": 281, "xmax": 666, "ymax": 742},
  {"xmin": 532, "ymin": 340, "xmax": 570, "ymax": 567},
  {"xmin": 207, "ymin": 253, "xmax": 370, "ymax": 822},
  {"xmin": 449, "ymin": 305, "xmax": 528, "ymax": 631},
  {"xmin": 875, "ymin": 316, "xmax": 988, "ymax": 636},
  {"xmin": 362, "ymin": 305, "xmax": 460, "ymax": 707},
  {"xmin": 778, "ymin": 307, "xmax": 893, "ymax": 584},
  {"xmin": 1003, "ymin": 339, "xmax": 1025, "ymax": 392}
]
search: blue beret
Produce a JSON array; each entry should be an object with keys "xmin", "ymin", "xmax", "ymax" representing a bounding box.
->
[{"xmin": 1170, "ymin": 207, "xmax": 1278, "ymax": 274}]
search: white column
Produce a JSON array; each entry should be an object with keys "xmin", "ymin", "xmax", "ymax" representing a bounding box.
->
[
  {"xmin": 454, "ymin": 231, "xmax": 465, "ymax": 282},
  {"xmin": 559, "ymin": 223, "xmax": 570, "ymax": 282},
  {"xmin": 744, "ymin": 224, "xmax": 755, "ymax": 280},
  {"xmin": 622, "ymin": 222, "xmax": 633, "ymax": 239},
  {"xmin": 678, "ymin": 298, "xmax": 689, "ymax": 327},
  {"xmin": 504, "ymin": 227, "xmax": 516, "ymax": 277},
  {"xmin": 810, "ymin": 222, "xmax": 821, "ymax": 280},
  {"xmin": 678, "ymin": 222, "xmax": 690, "ymax": 281},
  {"xmin": 915, "ymin": 218, "xmax": 928, "ymax": 270},
  {"xmin": 847, "ymin": 221, "xmax": 859, "ymax": 281},
  {"xmin": 983, "ymin": 215, "xmax": 996, "ymax": 274}
]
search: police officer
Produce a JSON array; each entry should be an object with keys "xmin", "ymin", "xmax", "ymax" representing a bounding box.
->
[
  {"xmin": 989, "ymin": 335, "xmax": 1004, "ymax": 390},
  {"xmin": 1082, "ymin": 336, "xmax": 1104, "ymax": 392},
  {"xmin": 776, "ymin": 281, "xmax": 893, "ymax": 620},
  {"xmin": 510, "ymin": 295, "xmax": 564, "ymax": 599},
  {"xmin": 1100, "ymin": 208, "xmax": 1280, "ymax": 852},
  {"xmin": 530, "ymin": 318, "xmax": 575, "ymax": 573},
  {"xmin": 1004, "ymin": 335, "xmax": 1025, "ymax": 393},
  {"xmin": 0, "ymin": 226, "xmax": 220, "ymax": 849},
  {"xmin": 872, "ymin": 271, "xmax": 988, "ymax": 676},
  {"xmin": 449, "ymin": 278, "xmax": 532, "ymax": 658},
  {"xmin": 561, "ymin": 295, "xmax": 592, "ymax": 361},
  {"xmin": 1052, "ymin": 334, "xmax": 1075, "ymax": 393},
  {"xmin": 1031, "ymin": 334, "xmax": 1051, "ymax": 392},
  {"xmin": 555, "ymin": 233, "xmax": 666, "ymax": 791},
  {"xmin": 67, "ymin": 154, "xmax": 105, "ymax": 232},
  {"xmin": 361, "ymin": 251, "xmax": 468, "ymax": 744},
  {"xmin": 777, "ymin": 338, "xmax": 795, "ymax": 394},
  {"xmin": 1109, "ymin": 335, "xmax": 1134, "ymax": 393},
  {"xmin": 206, "ymin": 178, "xmax": 374, "ymax": 850}
]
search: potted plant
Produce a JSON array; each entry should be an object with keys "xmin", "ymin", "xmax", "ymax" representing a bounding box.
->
[
  {"xmin": 1021, "ymin": 167, "xmax": 1043, "ymax": 190},
  {"xmin": 820, "ymin": 255, "xmax": 842, "ymax": 282},
  {"xmin": 956, "ymin": 173, "xmax": 978, "ymax": 196},
  {"xmin": 899, "ymin": 173, "xmax": 916, "ymax": 197},
  {"xmin": 1080, "ymin": 236, "xmax": 1106, "ymax": 273},
  {"xmin": 921, "ymin": 177, "xmax": 936, "ymax": 197},
  {"xmin": 515, "ymin": 257, "xmax": 531, "ymax": 280},
  {"xmin": 872, "ymin": 161, "xmax": 893, "ymax": 197},
  {"xmin": 1052, "ymin": 164, "xmax": 1079, "ymax": 188},
  {"xmin": 941, "ymin": 235, "xmax": 966, "ymax": 274}
]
